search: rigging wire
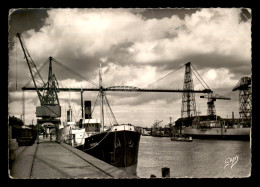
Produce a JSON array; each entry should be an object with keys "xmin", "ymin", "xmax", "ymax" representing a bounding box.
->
[
  {"xmin": 104, "ymin": 94, "xmax": 118, "ymax": 125},
  {"xmin": 52, "ymin": 58, "xmax": 98, "ymax": 87},
  {"xmin": 82, "ymin": 129, "xmax": 112, "ymax": 151},
  {"xmin": 23, "ymin": 57, "xmax": 98, "ymax": 89},
  {"xmin": 145, "ymin": 63, "xmax": 186, "ymax": 89},
  {"xmin": 191, "ymin": 69, "xmax": 204, "ymax": 89},
  {"xmin": 104, "ymin": 101, "xmax": 113, "ymax": 127},
  {"xmin": 191, "ymin": 63, "xmax": 210, "ymax": 89},
  {"xmin": 91, "ymin": 92, "xmax": 100, "ymax": 116},
  {"xmin": 24, "ymin": 58, "xmax": 49, "ymax": 88},
  {"xmin": 103, "ymin": 95, "xmax": 112, "ymax": 126}
]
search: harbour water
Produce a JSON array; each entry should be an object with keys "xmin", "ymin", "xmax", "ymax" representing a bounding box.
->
[{"xmin": 136, "ymin": 136, "xmax": 251, "ymax": 178}]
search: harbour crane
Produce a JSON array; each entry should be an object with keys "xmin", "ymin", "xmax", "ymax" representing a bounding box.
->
[
  {"xmin": 16, "ymin": 33, "xmax": 61, "ymax": 142},
  {"xmin": 151, "ymin": 119, "xmax": 163, "ymax": 136},
  {"xmin": 153, "ymin": 119, "xmax": 163, "ymax": 128},
  {"xmin": 232, "ymin": 77, "xmax": 251, "ymax": 126},
  {"xmin": 200, "ymin": 92, "xmax": 231, "ymax": 116}
]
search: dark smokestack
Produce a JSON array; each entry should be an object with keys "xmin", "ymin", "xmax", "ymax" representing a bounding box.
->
[
  {"xmin": 85, "ymin": 101, "xmax": 92, "ymax": 119},
  {"xmin": 67, "ymin": 109, "xmax": 72, "ymax": 122},
  {"xmin": 232, "ymin": 112, "xmax": 234, "ymax": 120}
]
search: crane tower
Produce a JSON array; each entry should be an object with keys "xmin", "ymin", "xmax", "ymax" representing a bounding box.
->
[
  {"xmin": 232, "ymin": 77, "xmax": 252, "ymax": 126},
  {"xmin": 200, "ymin": 92, "xmax": 231, "ymax": 116},
  {"xmin": 16, "ymin": 33, "xmax": 61, "ymax": 142},
  {"xmin": 181, "ymin": 62, "xmax": 197, "ymax": 118}
]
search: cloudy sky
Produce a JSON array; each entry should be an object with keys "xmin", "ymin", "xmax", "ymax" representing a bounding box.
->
[{"xmin": 8, "ymin": 8, "xmax": 252, "ymax": 127}]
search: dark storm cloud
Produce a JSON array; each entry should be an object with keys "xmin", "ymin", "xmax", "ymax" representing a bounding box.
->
[
  {"xmin": 136, "ymin": 8, "xmax": 200, "ymax": 20},
  {"xmin": 155, "ymin": 53, "xmax": 251, "ymax": 77},
  {"xmin": 184, "ymin": 54, "xmax": 251, "ymax": 76},
  {"xmin": 105, "ymin": 42, "xmax": 135, "ymax": 65},
  {"xmin": 8, "ymin": 8, "xmax": 49, "ymax": 50},
  {"xmin": 52, "ymin": 53, "xmax": 100, "ymax": 85},
  {"xmin": 229, "ymin": 65, "xmax": 252, "ymax": 80},
  {"xmin": 131, "ymin": 57, "xmax": 250, "ymax": 89}
]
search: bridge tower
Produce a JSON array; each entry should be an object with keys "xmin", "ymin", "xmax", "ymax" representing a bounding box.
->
[
  {"xmin": 232, "ymin": 77, "xmax": 252, "ymax": 126},
  {"xmin": 181, "ymin": 62, "xmax": 197, "ymax": 118}
]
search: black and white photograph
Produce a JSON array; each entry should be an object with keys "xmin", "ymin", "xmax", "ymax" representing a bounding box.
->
[{"xmin": 8, "ymin": 8, "xmax": 252, "ymax": 179}]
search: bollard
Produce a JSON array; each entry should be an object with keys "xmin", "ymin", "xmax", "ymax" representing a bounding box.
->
[{"xmin": 161, "ymin": 167, "xmax": 170, "ymax": 178}]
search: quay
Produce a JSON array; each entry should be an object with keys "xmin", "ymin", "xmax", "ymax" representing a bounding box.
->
[{"xmin": 9, "ymin": 138, "xmax": 138, "ymax": 179}]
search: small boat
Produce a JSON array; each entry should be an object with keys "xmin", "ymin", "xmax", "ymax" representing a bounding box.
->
[
  {"xmin": 171, "ymin": 121, "xmax": 193, "ymax": 142},
  {"xmin": 171, "ymin": 134, "xmax": 193, "ymax": 142}
]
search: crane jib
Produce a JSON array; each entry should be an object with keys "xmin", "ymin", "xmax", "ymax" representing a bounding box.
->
[{"xmin": 16, "ymin": 33, "xmax": 61, "ymax": 119}]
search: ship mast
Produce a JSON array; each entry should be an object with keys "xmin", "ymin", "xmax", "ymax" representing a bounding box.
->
[
  {"xmin": 81, "ymin": 86, "xmax": 84, "ymax": 120},
  {"xmin": 99, "ymin": 63, "xmax": 104, "ymax": 132},
  {"xmin": 68, "ymin": 92, "xmax": 72, "ymax": 122}
]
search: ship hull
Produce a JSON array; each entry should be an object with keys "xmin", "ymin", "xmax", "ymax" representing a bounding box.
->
[
  {"xmin": 183, "ymin": 126, "xmax": 251, "ymax": 140},
  {"xmin": 76, "ymin": 126, "xmax": 141, "ymax": 175},
  {"xmin": 118, "ymin": 164, "xmax": 137, "ymax": 176}
]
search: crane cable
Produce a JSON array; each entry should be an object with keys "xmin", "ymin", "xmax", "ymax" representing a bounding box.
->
[
  {"xmin": 52, "ymin": 58, "xmax": 98, "ymax": 87},
  {"xmin": 145, "ymin": 63, "xmax": 186, "ymax": 89},
  {"xmin": 191, "ymin": 63, "xmax": 210, "ymax": 89},
  {"xmin": 24, "ymin": 59, "xmax": 49, "ymax": 88}
]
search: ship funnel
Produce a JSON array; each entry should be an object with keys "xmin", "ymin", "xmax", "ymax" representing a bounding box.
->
[
  {"xmin": 84, "ymin": 101, "xmax": 92, "ymax": 119},
  {"xmin": 67, "ymin": 108, "xmax": 72, "ymax": 122}
]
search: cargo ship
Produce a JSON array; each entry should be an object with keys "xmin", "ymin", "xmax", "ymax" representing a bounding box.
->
[
  {"xmin": 61, "ymin": 104, "xmax": 141, "ymax": 175},
  {"xmin": 76, "ymin": 121, "xmax": 140, "ymax": 174},
  {"xmin": 175, "ymin": 115, "xmax": 251, "ymax": 140},
  {"xmin": 182, "ymin": 125, "xmax": 250, "ymax": 140},
  {"xmin": 74, "ymin": 64, "xmax": 141, "ymax": 175},
  {"xmin": 60, "ymin": 102, "xmax": 141, "ymax": 175},
  {"xmin": 74, "ymin": 100, "xmax": 141, "ymax": 175}
]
